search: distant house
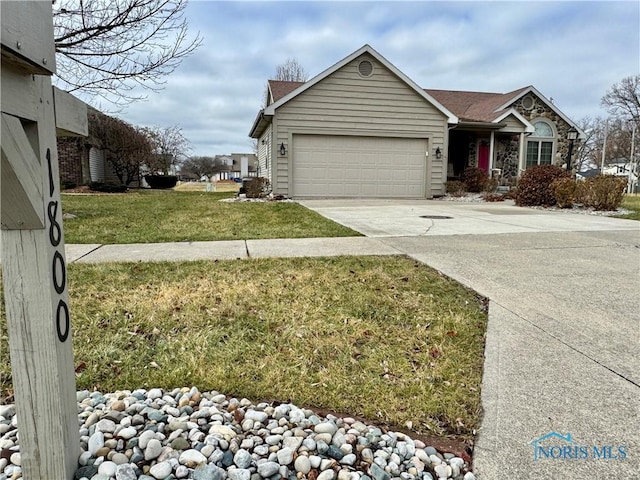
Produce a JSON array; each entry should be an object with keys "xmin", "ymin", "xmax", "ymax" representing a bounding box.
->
[
  {"xmin": 575, "ymin": 161, "xmax": 637, "ymax": 193},
  {"xmin": 602, "ymin": 159, "xmax": 638, "ymax": 192},
  {"xmin": 602, "ymin": 159, "xmax": 636, "ymax": 177},
  {"xmin": 249, "ymin": 44, "xmax": 584, "ymax": 198},
  {"xmin": 230, "ymin": 153, "xmax": 257, "ymax": 179},
  {"xmin": 211, "ymin": 155, "xmax": 232, "ymax": 181},
  {"xmin": 211, "ymin": 153, "xmax": 257, "ymax": 180},
  {"xmin": 575, "ymin": 168, "xmax": 600, "ymax": 180}
]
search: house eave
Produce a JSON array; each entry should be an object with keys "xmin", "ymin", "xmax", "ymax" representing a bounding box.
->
[
  {"xmin": 456, "ymin": 121, "xmax": 507, "ymax": 131},
  {"xmin": 249, "ymin": 110, "xmax": 272, "ymax": 138}
]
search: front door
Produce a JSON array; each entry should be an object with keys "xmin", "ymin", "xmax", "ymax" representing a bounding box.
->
[{"xmin": 478, "ymin": 141, "xmax": 490, "ymax": 173}]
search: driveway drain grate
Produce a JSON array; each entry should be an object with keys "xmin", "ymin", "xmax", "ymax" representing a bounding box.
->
[{"xmin": 420, "ymin": 215, "xmax": 453, "ymax": 219}]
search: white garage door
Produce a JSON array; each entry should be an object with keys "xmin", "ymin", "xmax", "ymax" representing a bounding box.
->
[{"xmin": 293, "ymin": 135, "xmax": 428, "ymax": 197}]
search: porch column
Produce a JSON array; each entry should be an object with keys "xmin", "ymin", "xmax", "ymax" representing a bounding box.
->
[
  {"xmin": 518, "ymin": 133, "xmax": 526, "ymax": 174},
  {"xmin": 488, "ymin": 131, "xmax": 495, "ymax": 171}
]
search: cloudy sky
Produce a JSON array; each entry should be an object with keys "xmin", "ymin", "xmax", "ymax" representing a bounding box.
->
[{"xmin": 89, "ymin": 1, "xmax": 640, "ymax": 157}]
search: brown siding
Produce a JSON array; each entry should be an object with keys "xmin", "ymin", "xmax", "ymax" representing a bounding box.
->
[{"xmin": 274, "ymin": 54, "xmax": 448, "ymax": 197}]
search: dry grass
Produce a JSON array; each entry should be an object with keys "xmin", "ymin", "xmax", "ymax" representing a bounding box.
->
[
  {"xmin": 617, "ymin": 195, "xmax": 640, "ymax": 220},
  {"xmin": 174, "ymin": 181, "xmax": 240, "ymax": 193},
  {"xmin": 61, "ymin": 190, "xmax": 358, "ymax": 244},
  {"xmin": 0, "ymin": 256, "xmax": 487, "ymax": 440}
]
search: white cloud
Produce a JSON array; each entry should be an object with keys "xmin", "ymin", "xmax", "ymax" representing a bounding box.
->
[{"xmin": 88, "ymin": 0, "xmax": 640, "ymax": 156}]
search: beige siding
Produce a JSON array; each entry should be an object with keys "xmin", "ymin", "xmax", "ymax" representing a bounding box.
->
[
  {"xmin": 273, "ymin": 54, "xmax": 448, "ymax": 197},
  {"xmin": 258, "ymin": 124, "xmax": 272, "ymax": 180},
  {"xmin": 499, "ymin": 114, "xmax": 527, "ymax": 133}
]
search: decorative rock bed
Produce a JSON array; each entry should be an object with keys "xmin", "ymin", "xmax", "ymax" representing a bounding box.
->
[{"xmin": 0, "ymin": 388, "xmax": 476, "ymax": 480}]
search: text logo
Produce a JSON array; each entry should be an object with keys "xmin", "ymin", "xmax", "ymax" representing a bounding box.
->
[{"xmin": 530, "ymin": 432, "xmax": 627, "ymax": 461}]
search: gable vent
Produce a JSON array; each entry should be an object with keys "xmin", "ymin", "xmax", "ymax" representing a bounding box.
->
[
  {"xmin": 522, "ymin": 95, "xmax": 535, "ymax": 110},
  {"xmin": 358, "ymin": 60, "xmax": 374, "ymax": 77}
]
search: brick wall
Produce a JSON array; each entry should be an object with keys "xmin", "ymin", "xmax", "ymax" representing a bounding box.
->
[{"xmin": 57, "ymin": 137, "xmax": 88, "ymax": 186}]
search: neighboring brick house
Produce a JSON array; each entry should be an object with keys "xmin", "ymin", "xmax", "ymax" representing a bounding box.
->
[
  {"xmin": 57, "ymin": 107, "xmax": 142, "ymax": 187},
  {"xmin": 57, "ymin": 136, "xmax": 91, "ymax": 187}
]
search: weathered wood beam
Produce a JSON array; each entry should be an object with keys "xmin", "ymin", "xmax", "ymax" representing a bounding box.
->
[
  {"xmin": 0, "ymin": 1, "xmax": 55, "ymax": 75},
  {"xmin": 1, "ymin": 113, "xmax": 45, "ymax": 230},
  {"xmin": 54, "ymin": 87, "xmax": 88, "ymax": 137},
  {"xmin": 1, "ymin": 2, "xmax": 80, "ymax": 479},
  {"xmin": 1, "ymin": 73, "xmax": 80, "ymax": 480}
]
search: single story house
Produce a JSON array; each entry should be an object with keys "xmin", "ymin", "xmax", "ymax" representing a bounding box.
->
[
  {"xmin": 249, "ymin": 44, "xmax": 584, "ymax": 198},
  {"xmin": 58, "ymin": 106, "xmax": 143, "ymax": 187}
]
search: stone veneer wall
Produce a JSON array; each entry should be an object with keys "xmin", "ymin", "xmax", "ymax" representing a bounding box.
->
[
  {"xmin": 494, "ymin": 136, "xmax": 520, "ymax": 185},
  {"xmin": 468, "ymin": 139, "xmax": 479, "ymax": 167},
  {"xmin": 512, "ymin": 92, "xmax": 577, "ymax": 167}
]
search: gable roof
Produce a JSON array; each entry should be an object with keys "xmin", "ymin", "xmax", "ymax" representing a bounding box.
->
[
  {"xmin": 263, "ymin": 44, "xmax": 458, "ymax": 123},
  {"xmin": 425, "ymin": 87, "xmax": 529, "ymax": 123},
  {"xmin": 268, "ymin": 81, "xmax": 304, "ymax": 104},
  {"xmin": 495, "ymin": 85, "xmax": 584, "ymax": 138},
  {"xmin": 250, "ymin": 46, "xmax": 583, "ymax": 139}
]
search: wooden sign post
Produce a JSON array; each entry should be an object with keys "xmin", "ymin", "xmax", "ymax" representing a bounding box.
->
[{"xmin": 1, "ymin": 2, "xmax": 85, "ymax": 478}]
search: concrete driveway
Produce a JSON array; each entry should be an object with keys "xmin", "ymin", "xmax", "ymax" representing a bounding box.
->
[{"xmin": 301, "ymin": 199, "xmax": 640, "ymax": 479}]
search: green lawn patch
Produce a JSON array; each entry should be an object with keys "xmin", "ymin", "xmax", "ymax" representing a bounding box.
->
[
  {"xmin": 616, "ymin": 195, "xmax": 640, "ymax": 220},
  {"xmin": 61, "ymin": 190, "xmax": 359, "ymax": 244},
  {"xmin": 0, "ymin": 256, "xmax": 487, "ymax": 440}
]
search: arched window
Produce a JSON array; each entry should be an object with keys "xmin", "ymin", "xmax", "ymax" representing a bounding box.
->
[{"xmin": 526, "ymin": 120, "xmax": 555, "ymax": 168}]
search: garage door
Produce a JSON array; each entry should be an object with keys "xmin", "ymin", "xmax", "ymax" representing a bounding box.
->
[{"xmin": 292, "ymin": 135, "xmax": 428, "ymax": 197}]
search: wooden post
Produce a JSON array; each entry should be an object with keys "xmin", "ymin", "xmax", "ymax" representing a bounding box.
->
[{"xmin": 1, "ymin": 2, "xmax": 82, "ymax": 479}]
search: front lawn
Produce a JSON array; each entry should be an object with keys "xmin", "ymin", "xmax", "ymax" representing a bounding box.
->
[
  {"xmin": 0, "ymin": 256, "xmax": 487, "ymax": 440},
  {"xmin": 616, "ymin": 195, "xmax": 640, "ymax": 220},
  {"xmin": 61, "ymin": 190, "xmax": 358, "ymax": 244}
]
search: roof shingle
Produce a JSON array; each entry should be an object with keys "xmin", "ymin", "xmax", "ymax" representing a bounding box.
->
[
  {"xmin": 425, "ymin": 86, "xmax": 530, "ymax": 122},
  {"xmin": 268, "ymin": 80, "xmax": 305, "ymax": 103}
]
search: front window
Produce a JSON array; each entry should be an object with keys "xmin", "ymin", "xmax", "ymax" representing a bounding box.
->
[{"xmin": 526, "ymin": 120, "xmax": 555, "ymax": 168}]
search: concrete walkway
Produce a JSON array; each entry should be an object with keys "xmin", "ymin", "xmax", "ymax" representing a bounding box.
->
[
  {"xmin": 300, "ymin": 199, "xmax": 640, "ymax": 479},
  {"xmin": 63, "ymin": 199, "xmax": 640, "ymax": 478}
]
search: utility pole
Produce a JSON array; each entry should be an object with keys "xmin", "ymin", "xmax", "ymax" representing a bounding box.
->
[
  {"xmin": 629, "ymin": 122, "xmax": 637, "ymax": 194},
  {"xmin": 600, "ymin": 120, "xmax": 608, "ymax": 173}
]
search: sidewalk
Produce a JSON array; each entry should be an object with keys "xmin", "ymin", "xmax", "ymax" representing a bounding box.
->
[{"xmin": 66, "ymin": 237, "xmax": 401, "ymax": 263}]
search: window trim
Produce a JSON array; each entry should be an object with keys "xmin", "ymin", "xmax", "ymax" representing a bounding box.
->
[{"xmin": 525, "ymin": 119, "xmax": 557, "ymax": 169}]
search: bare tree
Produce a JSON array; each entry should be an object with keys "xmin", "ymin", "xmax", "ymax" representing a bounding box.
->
[
  {"xmin": 141, "ymin": 124, "xmax": 191, "ymax": 174},
  {"xmin": 53, "ymin": 0, "xmax": 202, "ymax": 107},
  {"xmin": 262, "ymin": 57, "xmax": 309, "ymax": 107},
  {"xmin": 249, "ymin": 138, "xmax": 259, "ymax": 155},
  {"xmin": 274, "ymin": 57, "xmax": 309, "ymax": 82},
  {"xmin": 601, "ymin": 75, "xmax": 640, "ymax": 125},
  {"xmin": 603, "ymin": 118, "xmax": 634, "ymax": 163},
  {"xmin": 89, "ymin": 110, "xmax": 153, "ymax": 185},
  {"xmin": 575, "ymin": 117, "xmax": 635, "ymax": 169},
  {"xmin": 573, "ymin": 116, "xmax": 602, "ymax": 171},
  {"xmin": 180, "ymin": 156, "xmax": 216, "ymax": 180}
]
